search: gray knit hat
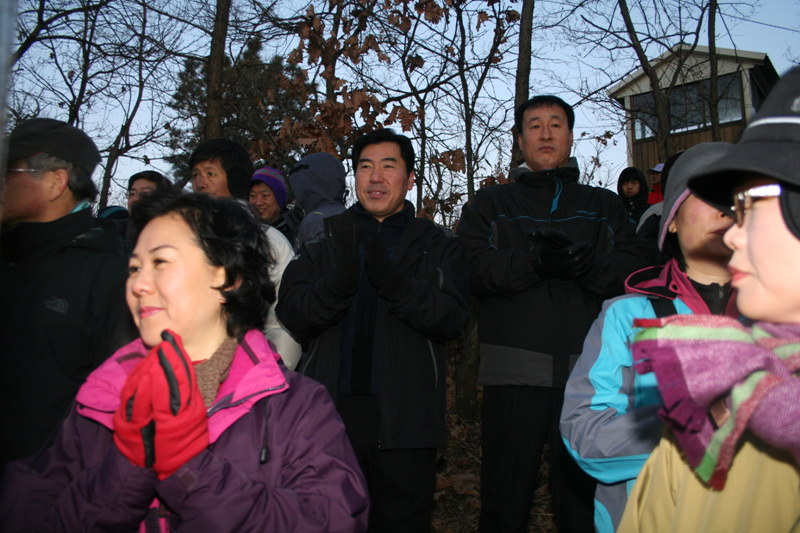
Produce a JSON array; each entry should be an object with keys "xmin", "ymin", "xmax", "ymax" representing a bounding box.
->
[
  {"xmin": 658, "ymin": 142, "xmax": 733, "ymax": 250},
  {"xmin": 689, "ymin": 66, "xmax": 800, "ymax": 240}
]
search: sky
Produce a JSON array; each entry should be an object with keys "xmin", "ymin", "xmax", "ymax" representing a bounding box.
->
[{"xmin": 57, "ymin": 0, "xmax": 800, "ymax": 205}]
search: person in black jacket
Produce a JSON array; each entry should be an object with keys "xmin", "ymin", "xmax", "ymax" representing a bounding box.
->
[
  {"xmin": 617, "ymin": 166, "xmax": 650, "ymax": 224},
  {"xmin": 0, "ymin": 118, "xmax": 137, "ymax": 467},
  {"xmin": 457, "ymin": 96, "xmax": 657, "ymax": 533},
  {"xmin": 276, "ymin": 128, "xmax": 471, "ymax": 532}
]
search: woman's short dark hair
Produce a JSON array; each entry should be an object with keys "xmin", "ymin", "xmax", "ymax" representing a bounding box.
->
[
  {"xmin": 128, "ymin": 190, "xmax": 276, "ymax": 340},
  {"xmin": 661, "ymin": 232, "xmax": 686, "ymax": 270}
]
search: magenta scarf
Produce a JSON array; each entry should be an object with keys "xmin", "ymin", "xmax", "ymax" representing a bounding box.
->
[{"xmin": 632, "ymin": 314, "xmax": 800, "ymax": 488}]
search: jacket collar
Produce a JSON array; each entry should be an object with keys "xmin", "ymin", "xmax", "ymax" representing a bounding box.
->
[
  {"xmin": 1, "ymin": 209, "xmax": 95, "ymax": 262},
  {"xmin": 625, "ymin": 258, "xmax": 737, "ymax": 316},
  {"xmin": 75, "ymin": 329, "xmax": 288, "ymax": 443},
  {"xmin": 512, "ymin": 163, "xmax": 580, "ymax": 187}
]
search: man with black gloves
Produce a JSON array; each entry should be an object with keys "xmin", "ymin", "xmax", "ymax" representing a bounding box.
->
[
  {"xmin": 276, "ymin": 128, "xmax": 471, "ymax": 532},
  {"xmin": 457, "ymin": 96, "xmax": 656, "ymax": 532}
]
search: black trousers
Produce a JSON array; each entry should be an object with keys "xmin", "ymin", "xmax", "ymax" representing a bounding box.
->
[
  {"xmin": 479, "ymin": 385, "xmax": 596, "ymax": 533},
  {"xmin": 337, "ymin": 395, "xmax": 437, "ymax": 533}
]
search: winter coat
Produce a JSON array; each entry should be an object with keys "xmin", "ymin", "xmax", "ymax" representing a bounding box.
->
[
  {"xmin": 0, "ymin": 329, "xmax": 369, "ymax": 532},
  {"xmin": 261, "ymin": 224, "xmax": 302, "ymax": 370},
  {"xmin": 0, "ymin": 209, "xmax": 137, "ymax": 466},
  {"xmin": 616, "ymin": 169, "xmax": 650, "ymax": 225},
  {"xmin": 276, "ymin": 203, "xmax": 471, "ymax": 450},
  {"xmin": 456, "ymin": 164, "xmax": 657, "ymax": 389},
  {"xmin": 288, "ymin": 158, "xmax": 347, "ymax": 249},
  {"xmin": 559, "ymin": 259, "xmax": 738, "ymax": 533},
  {"xmin": 618, "ymin": 418, "xmax": 800, "ymax": 532},
  {"xmin": 647, "ymin": 182, "xmax": 663, "ymax": 205}
]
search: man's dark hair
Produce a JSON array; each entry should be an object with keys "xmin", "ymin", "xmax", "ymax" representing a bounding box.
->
[
  {"xmin": 188, "ymin": 139, "xmax": 254, "ymax": 200},
  {"xmin": 515, "ymin": 95, "xmax": 575, "ymax": 133},
  {"xmin": 26, "ymin": 153, "xmax": 97, "ymax": 202},
  {"xmin": 352, "ymin": 128, "xmax": 415, "ymax": 176},
  {"xmin": 128, "ymin": 171, "xmax": 172, "ymax": 193},
  {"xmin": 618, "ymin": 167, "xmax": 645, "ymax": 184},
  {"xmin": 128, "ymin": 190, "xmax": 275, "ymax": 341}
]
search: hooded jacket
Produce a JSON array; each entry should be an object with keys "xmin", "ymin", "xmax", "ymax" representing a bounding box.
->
[
  {"xmin": 456, "ymin": 164, "xmax": 656, "ymax": 388},
  {"xmin": 616, "ymin": 168, "xmax": 650, "ymax": 225},
  {"xmin": 559, "ymin": 259, "xmax": 738, "ymax": 533},
  {"xmin": 0, "ymin": 329, "xmax": 369, "ymax": 532},
  {"xmin": 276, "ymin": 203, "xmax": 471, "ymax": 449},
  {"xmin": 0, "ymin": 209, "xmax": 137, "ymax": 467},
  {"xmin": 288, "ymin": 153, "xmax": 348, "ymax": 249}
]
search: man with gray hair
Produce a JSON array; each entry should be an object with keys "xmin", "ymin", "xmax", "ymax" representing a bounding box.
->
[{"xmin": 0, "ymin": 118, "xmax": 136, "ymax": 467}]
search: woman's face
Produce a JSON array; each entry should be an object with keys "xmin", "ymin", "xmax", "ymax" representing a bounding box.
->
[
  {"xmin": 724, "ymin": 178, "xmax": 800, "ymax": 322},
  {"xmin": 127, "ymin": 213, "xmax": 229, "ymax": 358},
  {"xmin": 669, "ymin": 193, "xmax": 733, "ymax": 267}
]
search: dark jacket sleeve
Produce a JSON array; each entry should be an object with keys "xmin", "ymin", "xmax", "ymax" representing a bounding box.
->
[
  {"xmin": 276, "ymin": 238, "xmax": 354, "ymax": 341},
  {"xmin": 156, "ymin": 377, "xmax": 369, "ymax": 532},
  {"xmin": 456, "ymin": 193, "xmax": 541, "ymax": 297},
  {"xmin": 377, "ymin": 230, "xmax": 471, "ymax": 343},
  {"xmin": 0, "ymin": 407, "xmax": 157, "ymax": 533},
  {"xmin": 576, "ymin": 194, "xmax": 658, "ymax": 299}
]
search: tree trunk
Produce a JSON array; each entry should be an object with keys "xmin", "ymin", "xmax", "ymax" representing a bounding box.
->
[
  {"xmin": 455, "ymin": 308, "xmax": 481, "ymax": 422},
  {"xmin": 205, "ymin": 0, "xmax": 231, "ymax": 140},
  {"xmin": 455, "ymin": 2, "xmax": 475, "ymax": 201},
  {"xmin": 511, "ymin": 0, "xmax": 535, "ymax": 169},
  {"xmin": 618, "ymin": 0, "xmax": 672, "ymax": 161},
  {"xmin": 416, "ymin": 113, "xmax": 426, "ymax": 212},
  {"xmin": 708, "ymin": 0, "xmax": 720, "ymax": 141}
]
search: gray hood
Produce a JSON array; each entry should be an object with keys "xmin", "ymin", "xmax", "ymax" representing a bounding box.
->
[{"xmin": 289, "ymin": 153, "xmax": 347, "ymax": 213}]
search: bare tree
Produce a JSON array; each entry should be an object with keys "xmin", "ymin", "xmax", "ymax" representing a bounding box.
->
[
  {"xmin": 205, "ymin": 0, "xmax": 232, "ymax": 139},
  {"xmin": 11, "ymin": 0, "xmax": 191, "ymax": 207},
  {"xmin": 561, "ymin": 0, "xmax": 758, "ymax": 162},
  {"xmin": 511, "ymin": 0, "xmax": 535, "ymax": 168}
]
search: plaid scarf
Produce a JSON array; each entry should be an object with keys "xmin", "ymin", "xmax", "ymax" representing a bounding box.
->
[{"xmin": 632, "ymin": 314, "xmax": 800, "ymax": 489}]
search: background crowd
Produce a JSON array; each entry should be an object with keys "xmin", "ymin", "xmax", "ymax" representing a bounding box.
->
[{"xmin": 1, "ymin": 66, "xmax": 798, "ymax": 533}]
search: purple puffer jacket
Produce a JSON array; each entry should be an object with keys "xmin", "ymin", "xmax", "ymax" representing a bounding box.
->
[{"xmin": 0, "ymin": 329, "xmax": 369, "ymax": 532}]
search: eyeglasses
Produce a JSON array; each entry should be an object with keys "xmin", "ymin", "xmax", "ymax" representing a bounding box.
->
[
  {"xmin": 6, "ymin": 168, "xmax": 52, "ymax": 175},
  {"xmin": 731, "ymin": 183, "xmax": 782, "ymax": 227}
]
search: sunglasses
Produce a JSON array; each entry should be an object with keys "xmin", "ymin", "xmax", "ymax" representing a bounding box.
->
[{"xmin": 731, "ymin": 183, "xmax": 782, "ymax": 227}]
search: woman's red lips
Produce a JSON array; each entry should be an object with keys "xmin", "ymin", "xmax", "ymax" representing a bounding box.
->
[
  {"xmin": 138, "ymin": 306, "xmax": 161, "ymax": 318},
  {"xmin": 728, "ymin": 266, "xmax": 746, "ymax": 283}
]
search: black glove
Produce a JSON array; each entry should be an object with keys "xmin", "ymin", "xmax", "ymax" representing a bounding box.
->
[
  {"xmin": 324, "ymin": 213, "xmax": 361, "ymax": 296},
  {"xmin": 364, "ymin": 227, "xmax": 404, "ymax": 299},
  {"xmin": 528, "ymin": 228, "xmax": 595, "ymax": 281}
]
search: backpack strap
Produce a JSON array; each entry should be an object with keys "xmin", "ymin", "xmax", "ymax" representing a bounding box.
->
[{"xmin": 649, "ymin": 296, "xmax": 677, "ymax": 318}]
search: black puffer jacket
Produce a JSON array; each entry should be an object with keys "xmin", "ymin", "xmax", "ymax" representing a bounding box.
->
[
  {"xmin": 457, "ymin": 165, "xmax": 657, "ymax": 388},
  {"xmin": 276, "ymin": 202, "xmax": 471, "ymax": 449}
]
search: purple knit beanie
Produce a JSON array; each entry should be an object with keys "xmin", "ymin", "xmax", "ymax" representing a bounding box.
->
[{"xmin": 251, "ymin": 166, "xmax": 288, "ymax": 208}]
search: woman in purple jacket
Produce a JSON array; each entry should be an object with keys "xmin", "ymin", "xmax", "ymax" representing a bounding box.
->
[{"xmin": 0, "ymin": 191, "xmax": 369, "ymax": 532}]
